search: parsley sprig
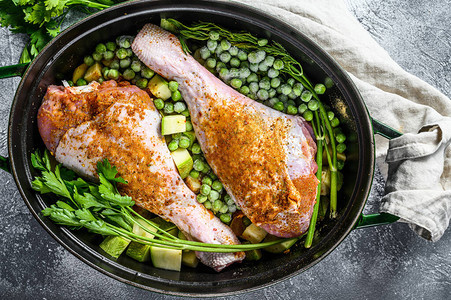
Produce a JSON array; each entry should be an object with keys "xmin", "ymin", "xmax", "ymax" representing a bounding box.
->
[
  {"xmin": 0, "ymin": 0, "xmax": 122, "ymax": 63},
  {"xmin": 33, "ymin": 150, "xmax": 298, "ymax": 252}
]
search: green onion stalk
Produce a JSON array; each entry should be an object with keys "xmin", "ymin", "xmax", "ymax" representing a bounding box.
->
[{"xmin": 164, "ymin": 19, "xmax": 339, "ymax": 218}]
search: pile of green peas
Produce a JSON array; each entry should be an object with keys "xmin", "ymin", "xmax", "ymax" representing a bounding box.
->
[
  {"xmin": 71, "ymin": 35, "xmax": 156, "ymax": 89},
  {"xmin": 195, "ymin": 32, "xmax": 347, "ymax": 168}
]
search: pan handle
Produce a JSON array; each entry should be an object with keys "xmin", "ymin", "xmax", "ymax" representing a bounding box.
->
[
  {"xmin": 0, "ymin": 63, "xmax": 29, "ymax": 173},
  {"xmin": 354, "ymin": 118, "xmax": 402, "ymax": 229}
]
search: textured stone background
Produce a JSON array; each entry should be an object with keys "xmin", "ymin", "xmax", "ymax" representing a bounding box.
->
[{"xmin": 0, "ymin": 0, "xmax": 450, "ymax": 299}]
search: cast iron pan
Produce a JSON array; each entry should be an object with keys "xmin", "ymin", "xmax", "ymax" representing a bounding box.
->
[{"xmin": 0, "ymin": 0, "xmax": 402, "ymax": 296}]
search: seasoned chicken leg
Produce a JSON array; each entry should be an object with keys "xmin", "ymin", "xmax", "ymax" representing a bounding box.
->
[
  {"xmin": 37, "ymin": 81, "xmax": 244, "ymax": 271},
  {"xmin": 133, "ymin": 24, "xmax": 319, "ymax": 238}
]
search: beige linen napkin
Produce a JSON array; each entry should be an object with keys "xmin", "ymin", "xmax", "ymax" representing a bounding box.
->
[{"xmin": 230, "ymin": 0, "xmax": 451, "ymax": 241}]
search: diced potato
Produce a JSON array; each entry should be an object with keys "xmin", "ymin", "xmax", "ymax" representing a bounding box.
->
[
  {"xmin": 262, "ymin": 234, "xmax": 297, "ymax": 253},
  {"xmin": 84, "ymin": 62, "xmax": 102, "ymax": 82},
  {"xmin": 242, "ymin": 223, "xmax": 267, "ymax": 244},
  {"xmin": 185, "ymin": 175, "xmax": 201, "ymax": 193},
  {"xmin": 182, "ymin": 251, "xmax": 199, "ymax": 268},
  {"xmin": 148, "ymin": 74, "xmax": 172, "ymax": 100},
  {"xmin": 72, "ymin": 63, "xmax": 88, "ymax": 83},
  {"xmin": 150, "ymin": 246, "xmax": 182, "ymax": 271}
]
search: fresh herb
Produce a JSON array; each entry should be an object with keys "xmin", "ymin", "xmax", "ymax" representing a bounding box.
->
[
  {"xmin": 0, "ymin": 0, "xmax": 122, "ymax": 63},
  {"xmin": 33, "ymin": 149, "xmax": 298, "ymax": 253}
]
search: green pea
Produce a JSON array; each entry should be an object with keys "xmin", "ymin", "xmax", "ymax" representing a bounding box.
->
[
  {"xmin": 172, "ymin": 90, "xmax": 182, "ymax": 101},
  {"xmin": 207, "ymin": 39, "xmax": 218, "ymax": 51},
  {"xmin": 274, "ymin": 101, "xmax": 284, "ymax": 111},
  {"xmin": 287, "ymin": 78, "xmax": 295, "ymax": 86},
  {"xmin": 168, "ymin": 139, "xmax": 179, "ymax": 151},
  {"xmin": 172, "ymin": 133, "xmax": 182, "ymax": 140},
  {"xmin": 190, "ymin": 170, "xmax": 200, "ymax": 179},
  {"xmin": 197, "ymin": 194, "xmax": 208, "ymax": 204},
  {"xmin": 131, "ymin": 60, "xmax": 142, "ymax": 72},
  {"xmin": 181, "ymin": 109, "xmax": 190, "ymax": 117},
  {"xmin": 174, "ymin": 102, "xmax": 186, "ymax": 113},
  {"xmin": 231, "ymin": 78, "xmax": 242, "ymax": 89},
  {"xmin": 324, "ymin": 77, "xmax": 334, "ymax": 88},
  {"xmin": 314, "ymin": 83, "xmax": 326, "ymax": 94},
  {"xmin": 337, "ymin": 143, "xmax": 347, "ymax": 153},
  {"xmin": 267, "ymin": 68, "xmax": 279, "ymax": 79},
  {"xmin": 256, "ymin": 89, "xmax": 268, "ymax": 101},
  {"xmin": 92, "ymin": 52, "xmax": 103, "ymax": 61},
  {"xmin": 210, "ymin": 173, "xmax": 218, "ymax": 180},
  {"xmin": 110, "ymin": 59, "xmax": 120, "ymax": 70},
  {"xmin": 136, "ymin": 78, "xmax": 148, "ymax": 89},
  {"xmin": 116, "ymin": 36, "xmax": 132, "ymax": 48},
  {"xmin": 83, "ymin": 55, "xmax": 95, "ymax": 66},
  {"xmin": 273, "ymin": 59, "xmax": 284, "ymax": 70},
  {"xmin": 259, "ymin": 78, "xmax": 271, "ymax": 90},
  {"xmin": 204, "ymin": 201, "xmax": 212, "ymax": 210},
  {"xmin": 116, "ymin": 48, "xmax": 128, "ymax": 60},
  {"xmin": 258, "ymin": 38, "xmax": 268, "ymax": 46},
  {"xmin": 199, "ymin": 46, "xmax": 210, "ymax": 60},
  {"xmin": 185, "ymin": 120, "xmax": 193, "ymax": 132},
  {"xmin": 141, "ymin": 67, "xmax": 154, "ymax": 79},
  {"xmin": 120, "ymin": 58, "xmax": 131, "ymax": 69},
  {"xmin": 293, "ymin": 83, "xmax": 304, "ymax": 96},
  {"xmin": 280, "ymin": 84, "xmax": 292, "ymax": 95},
  {"xmin": 123, "ymin": 69, "xmax": 135, "ymax": 81},
  {"xmin": 229, "ymin": 46, "xmax": 239, "ymax": 56},
  {"xmin": 230, "ymin": 57, "xmax": 240, "ymax": 68},
  {"xmin": 76, "ymin": 78, "xmax": 87, "ymax": 86},
  {"xmin": 67, "ymin": 80, "xmax": 74, "ymax": 87},
  {"xmin": 191, "ymin": 143, "xmax": 202, "ymax": 154},
  {"xmin": 193, "ymin": 159, "xmax": 205, "ymax": 172},
  {"xmin": 258, "ymin": 62, "xmax": 269, "ymax": 72},
  {"xmin": 336, "ymin": 133, "xmax": 346, "ymax": 143},
  {"xmin": 331, "ymin": 117, "xmax": 340, "ymax": 127},
  {"xmin": 219, "ymin": 213, "xmax": 232, "ymax": 223},
  {"xmin": 308, "ymin": 99, "xmax": 319, "ymax": 111},
  {"xmin": 163, "ymin": 102, "xmax": 174, "ymax": 114},
  {"xmin": 237, "ymin": 50, "xmax": 248, "ymax": 61},
  {"xmin": 247, "ymin": 73, "xmax": 258, "ymax": 83},
  {"xmin": 179, "ymin": 136, "xmax": 190, "ymax": 149},
  {"xmin": 209, "ymin": 31, "xmax": 220, "ymax": 40},
  {"xmin": 224, "ymin": 194, "xmax": 234, "ymax": 206},
  {"xmin": 95, "ymin": 43, "xmax": 106, "ymax": 54},
  {"xmin": 107, "ymin": 69, "xmax": 119, "ymax": 80},
  {"xmin": 236, "ymin": 85, "xmax": 249, "ymax": 95},
  {"xmin": 327, "ymin": 111, "xmax": 335, "ymax": 121},
  {"xmin": 218, "ymin": 203, "xmax": 228, "ymax": 214},
  {"xmin": 298, "ymin": 104, "xmax": 308, "ymax": 114},
  {"xmin": 212, "ymin": 180, "xmax": 223, "ymax": 192},
  {"xmin": 104, "ymin": 51, "xmax": 114, "ymax": 61},
  {"xmin": 287, "ymin": 105, "xmax": 298, "ymax": 115},
  {"xmin": 202, "ymin": 176, "xmax": 213, "ymax": 186},
  {"xmin": 303, "ymin": 110, "xmax": 314, "ymax": 121},
  {"xmin": 153, "ymin": 98, "xmax": 164, "ymax": 110},
  {"xmin": 219, "ymin": 52, "xmax": 231, "ymax": 63},
  {"xmin": 220, "ymin": 39, "xmax": 231, "ymax": 51},
  {"xmin": 228, "ymin": 205, "xmax": 237, "ymax": 213},
  {"xmin": 201, "ymin": 163, "xmax": 211, "ymax": 174},
  {"xmin": 301, "ymin": 90, "xmax": 312, "ymax": 102},
  {"xmin": 208, "ymin": 190, "xmax": 220, "ymax": 202},
  {"xmin": 106, "ymin": 41, "xmax": 116, "ymax": 51},
  {"xmin": 206, "ymin": 58, "xmax": 217, "ymax": 69},
  {"xmin": 212, "ymin": 199, "xmax": 223, "ymax": 212},
  {"xmin": 201, "ymin": 184, "xmax": 212, "ymax": 196},
  {"xmin": 166, "ymin": 81, "xmax": 178, "ymax": 93}
]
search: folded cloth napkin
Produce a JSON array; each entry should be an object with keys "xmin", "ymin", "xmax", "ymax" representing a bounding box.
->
[{"xmin": 230, "ymin": 0, "xmax": 451, "ymax": 241}]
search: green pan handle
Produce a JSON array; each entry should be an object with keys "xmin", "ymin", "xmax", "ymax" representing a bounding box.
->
[
  {"xmin": 354, "ymin": 118, "xmax": 402, "ymax": 229},
  {"xmin": 0, "ymin": 63, "xmax": 30, "ymax": 173}
]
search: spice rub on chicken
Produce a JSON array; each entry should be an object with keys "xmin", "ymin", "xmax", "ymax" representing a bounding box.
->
[
  {"xmin": 133, "ymin": 24, "xmax": 319, "ymax": 238},
  {"xmin": 37, "ymin": 80, "xmax": 244, "ymax": 271}
]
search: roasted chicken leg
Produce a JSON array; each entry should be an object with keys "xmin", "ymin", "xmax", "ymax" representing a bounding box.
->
[{"xmin": 37, "ymin": 81, "xmax": 244, "ymax": 271}]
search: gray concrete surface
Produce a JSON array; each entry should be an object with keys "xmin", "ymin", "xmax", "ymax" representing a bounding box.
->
[{"xmin": 0, "ymin": 0, "xmax": 450, "ymax": 299}]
